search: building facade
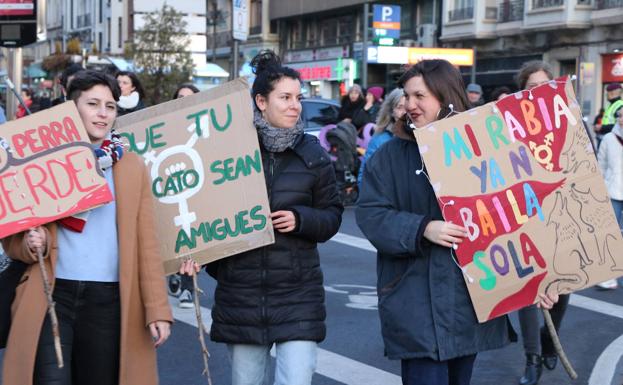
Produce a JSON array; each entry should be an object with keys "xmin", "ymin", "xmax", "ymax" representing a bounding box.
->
[{"xmin": 440, "ymin": 0, "xmax": 623, "ymax": 120}]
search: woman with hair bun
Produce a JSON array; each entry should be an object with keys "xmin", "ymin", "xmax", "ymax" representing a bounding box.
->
[{"xmin": 181, "ymin": 50, "xmax": 343, "ymax": 385}]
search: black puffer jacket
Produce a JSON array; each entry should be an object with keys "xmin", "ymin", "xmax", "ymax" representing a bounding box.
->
[{"xmin": 209, "ymin": 134, "xmax": 343, "ymax": 345}]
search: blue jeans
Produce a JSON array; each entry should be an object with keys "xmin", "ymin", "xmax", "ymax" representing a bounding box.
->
[
  {"xmin": 228, "ymin": 341, "xmax": 317, "ymax": 385},
  {"xmin": 401, "ymin": 354, "xmax": 477, "ymax": 385},
  {"xmin": 612, "ymin": 199, "xmax": 623, "ymax": 231}
]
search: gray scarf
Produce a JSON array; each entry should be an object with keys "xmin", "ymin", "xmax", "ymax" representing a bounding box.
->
[{"xmin": 253, "ymin": 108, "xmax": 304, "ymax": 152}]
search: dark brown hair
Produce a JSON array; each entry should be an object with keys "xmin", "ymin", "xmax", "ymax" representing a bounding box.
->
[
  {"xmin": 398, "ymin": 59, "xmax": 469, "ymax": 115},
  {"xmin": 516, "ymin": 60, "xmax": 553, "ymax": 90}
]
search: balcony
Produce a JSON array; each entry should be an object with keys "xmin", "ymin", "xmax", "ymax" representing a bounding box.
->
[
  {"xmin": 498, "ymin": 0, "xmax": 524, "ymax": 22},
  {"xmin": 596, "ymin": 0, "xmax": 623, "ymax": 8},
  {"xmin": 448, "ymin": 6, "xmax": 474, "ymax": 22},
  {"xmin": 532, "ymin": 0, "xmax": 564, "ymax": 8},
  {"xmin": 592, "ymin": 0, "xmax": 623, "ymax": 24}
]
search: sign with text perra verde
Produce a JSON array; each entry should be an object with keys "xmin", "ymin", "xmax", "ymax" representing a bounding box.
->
[
  {"xmin": 115, "ymin": 79, "xmax": 274, "ymax": 275},
  {"xmin": 0, "ymin": 102, "xmax": 113, "ymax": 237},
  {"xmin": 414, "ymin": 78, "xmax": 623, "ymax": 322}
]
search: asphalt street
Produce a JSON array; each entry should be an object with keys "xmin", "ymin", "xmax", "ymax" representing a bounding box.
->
[{"xmin": 2, "ymin": 207, "xmax": 623, "ymax": 385}]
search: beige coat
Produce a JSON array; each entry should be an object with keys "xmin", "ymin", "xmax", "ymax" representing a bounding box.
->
[{"xmin": 2, "ymin": 152, "xmax": 173, "ymax": 385}]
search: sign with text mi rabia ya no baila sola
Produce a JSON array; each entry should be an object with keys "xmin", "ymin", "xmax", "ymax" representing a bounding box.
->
[
  {"xmin": 0, "ymin": 102, "xmax": 113, "ymax": 238},
  {"xmin": 115, "ymin": 79, "xmax": 274, "ymax": 275},
  {"xmin": 414, "ymin": 77, "xmax": 623, "ymax": 322}
]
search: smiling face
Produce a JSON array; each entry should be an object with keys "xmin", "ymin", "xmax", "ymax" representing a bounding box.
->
[
  {"xmin": 255, "ymin": 77, "xmax": 302, "ymax": 129},
  {"xmin": 403, "ymin": 75, "xmax": 442, "ymax": 127},
  {"xmin": 117, "ymin": 75, "xmax": 135, "ymax": 96},
  {"xmin": 75, "ymin": 84, "xmax": 118, "ymax": 144},
  {"xmin": 525, "ymin": 70, "xmax": 552, "ymax": 90}
]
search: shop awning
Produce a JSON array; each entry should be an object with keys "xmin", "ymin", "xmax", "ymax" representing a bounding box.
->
[
  {"xmin": 24, "ymin": 62, "xmax": 47, "ymax": 79},
  {"xmin": 106, "ymin": 56, "xmax": 134, "ymax": 71},
  {"xmin": 194, "ymin": 63, "xmax": 229, "ymax": 78}
]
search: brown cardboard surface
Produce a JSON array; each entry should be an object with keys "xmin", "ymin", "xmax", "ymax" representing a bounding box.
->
[
  {"xmin": 413, "ymin": 78, "xmax": 623, "ymax": 322},
  {"xmin": 115, "ymin": 78, "xmax": 274, "ymax": 275},
  {"xmin": 0, "ymin": 102, "xmax": 113, "ymax": 238}
]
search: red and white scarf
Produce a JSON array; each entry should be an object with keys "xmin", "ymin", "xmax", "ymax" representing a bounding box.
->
[{"xmin": 58, "ymin": 130, "xmax": 124, "ymax": 232}]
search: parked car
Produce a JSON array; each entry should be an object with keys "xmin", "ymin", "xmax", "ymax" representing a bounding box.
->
[{"xmin": 301, "ymin": 98, "xmax": 340, "ymax": 137}]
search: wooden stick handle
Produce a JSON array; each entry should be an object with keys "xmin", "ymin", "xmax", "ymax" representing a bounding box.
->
[
  {"xmin": 37, "ymin": 248, "xmax": 64, "ymax": 369},
  {"xmin": 192, "ymin": 273, "xmax": 213, "ymax": 385},
  {"xmin": 542, "ymin": 308, "xmax": 577, "ymax": 380}
]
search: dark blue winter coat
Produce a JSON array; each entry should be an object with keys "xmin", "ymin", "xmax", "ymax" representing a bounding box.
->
[
  {"xmin": 209, "ymin": 134, "xmax": 343, "ymax": 345},
  {"xmin": 356, "ymin": 131, "xmax": 514, "ymax": 361}
]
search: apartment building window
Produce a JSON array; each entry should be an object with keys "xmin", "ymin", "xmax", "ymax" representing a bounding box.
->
[
  {"xmin": 107, "ymin": 17, "xmax": 111, "ymax": 51},
  {"xmin": 71, "ymin": 0, "xmax": 74, "ymax": 28},
  {"xmin": 306, "ymin": 22, "xmax": 318, "ymax": 47},
  {"xmin": 336, "ymin": 16, "xmax": 351, "ymax": 44},
  {"xmin": 532, "ymin": 0, "xmax": 564, "ymax": 8},
  {"xmin": 449, "ymin": 0, "xmax": 474, "ymax": 21},
  {"xmin": 250, "ymin": 0, "xmax": 261, "ymax": 35},
  {"xmin": 98, "ymin": 32, "xmax": 102, "ymax": 52},
  {"xmin": 321, "ymin": 18, "xmax": 338, "ymax": 46},
  {"xmin": 289, "ymin": 20, "xmax": 304, "ymax": 49},
  {"xmin": 499, "ymin": 0, "xmax": 524, "ymax": 22},
  {"xmin": 595, "ymin": 0, "xmax": 621, "ymax": 8},
  {"xmin": 118, "ymin": 17, "xmax": 122, "ymax": 48}
]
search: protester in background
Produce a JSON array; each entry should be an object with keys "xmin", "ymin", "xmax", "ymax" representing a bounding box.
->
[
  {"xmin": 116, "ymin": 71, "xmax": 146, "ymax": 116},
  {"xmin": 594, "ymin": 108, "xmax": 605, "ymax": 147},
  {"xmin": 181, "ymin": 50, "xmax": 343, "ymax": 385},
  {"xmin": 356, "ymin": 59, "xmax": 524, "ymax": 385},
  {"xmin": 352, "ymin": 86, "xmax": 383, "ymax": 128},
  {"xmin": 338, "ymin": 84, "xmax": 365, "ymax": 123},
  {"xmin": 167, "ymin": 82, "xmax": 200, "ymax": 308},
  {"xmin": 2, "ymin": 70, "xmax": 172, "ymax": 385},
  {"xmin": 514, "ymin": 59, "xmax": 570, "ymax": 385},
  {"xmin": 466, "ymin": 83, "xmax": 484, "ymax": 107},
  {"xmin": 52, "ymin": 63, "xmax": 85, "ymax": 106},
  {"xmin": 596, "ymin": 105, "xmax": 623, "ymax": 290},
  {"xmin": 172, "ymin": 83, "xmax": 200, "ymax": 99},
  {"xmin": 490, "ymin": 86, "xmax": 512, "ymax": 102},
  {"xmin": 601, "ymin": 83, "xmax": 623, "ymax": 136},
  {"xmin": 357, "ymin": 88, "xmax": 405, "ymax": 187},
  {"xmin": 15, "ymin": 88, "xmax": 33, "ymax": 119}
]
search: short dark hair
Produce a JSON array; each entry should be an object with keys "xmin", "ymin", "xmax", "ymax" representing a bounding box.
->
[
  {"xmin": 21, "ymin": 88, "xmax": 33, "ymax": 98},
  {"xmin": 172, "ymin": 83, "xmax": 200, "ymax": 99},
  {"xmin": 67, "ymin": 70, "xmax": 121, "ymax": 102},
  {"xmin": 490, "ymin": 86, "xmax": 512, "ymax": 102},
  {"xmin": 516, "ymin": 60, "xmax": 553, "ymax": 90},
  {"xmin": 115, "ymin": 70, "xmax": 145, "ymax": 99},
  {"xmin": 60, "ymin": 63, "xmax": 85, "ymax": 89},
  {"xmin": 250, "ymin": 50, "xmax": 301, "ymax": 109},
  {"xmin": 398, "ymin": 59, "xmax": 470, "ymax": 114}
]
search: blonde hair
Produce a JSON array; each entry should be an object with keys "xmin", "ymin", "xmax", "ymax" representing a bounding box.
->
[{"xmin": 375, "ymin": 88, "xmax": 404, "ymax": 134}]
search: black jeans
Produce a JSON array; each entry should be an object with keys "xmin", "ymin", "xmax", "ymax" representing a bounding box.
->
[
  {"xmin": 518, "ymin": 294, "xmax": 570, "ymax": 355},
  {"xmin": 34, "ymin": 279, "xmax": 121, "ymax": 385},
  {"xmin": 401, "ymin": 354, "xmax": 477, "ymax": 385}
]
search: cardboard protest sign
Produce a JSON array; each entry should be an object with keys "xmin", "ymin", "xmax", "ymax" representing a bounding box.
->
[
  {"xmin": 414, "ymin": 77, "xmax": 623, "ymax": 322},
  {"xmin": 0, "ymin": 102, "xmax": 113, "ymax": 238},
  {"xmin": 115, "ymin": 79, "xmax": 274, "ymax": 275}
]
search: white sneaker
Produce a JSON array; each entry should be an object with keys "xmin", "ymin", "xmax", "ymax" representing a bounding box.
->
[
  {"xmin": 597, "ymin": 279, "xmax": 619, "ymax": 290},
  {"xmin": 179, "ymin": 289, "xmax": 194, "ymax": 308}
]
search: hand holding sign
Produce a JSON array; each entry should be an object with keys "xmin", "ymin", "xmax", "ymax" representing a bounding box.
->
[{"xmin": 423, "ymin": 220, "xmax": 467, "ymax": 248}]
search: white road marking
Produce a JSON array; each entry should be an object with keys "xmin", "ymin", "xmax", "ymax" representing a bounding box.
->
[
  {"xmin": 588, "ymin": 334, "xmax": 623, "ymax": 385},
  {"xmin": 330, "ymin": 232, "xmax": 376, "ymax": 252},
  {"xmin": 330, "ymin": 232, "xmax": 623, "ymax": 385},
  {"xmin": 170, "ymin": 299, "xmax": 401, "ymax": 385}
]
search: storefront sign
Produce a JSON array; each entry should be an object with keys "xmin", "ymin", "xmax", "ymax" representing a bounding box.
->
[
  {"xmin": 116, "ymin": 79, "xmax": 274, "ymax": 274},
  {"xmin": 580, "ymin": 62, "xmax": 595, "ymax": 86},
  {"xmin": 602, "ymin": 53, "xmax": 623, "ymax": 83},
  {"xmin": 288, "ymin": 59, "xmax": 353, "ymax": 82},
  {"xmin": 284, "ymin": 46, "xmax": 350, "ymax": 64},
  {"xmin": 372, "ymin": 4, "xmax": 401, "ymax": 39},
  {"xmin": 414, "ymin": 78, "xmax": 623, "ymax": 322},
  {"xmin": 0, "ymin": 102, "xmax": 113, "ymax": 238},
  {"xmin": 367, "ymin": 46, "xmax": 474, "ymax": 66}
]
